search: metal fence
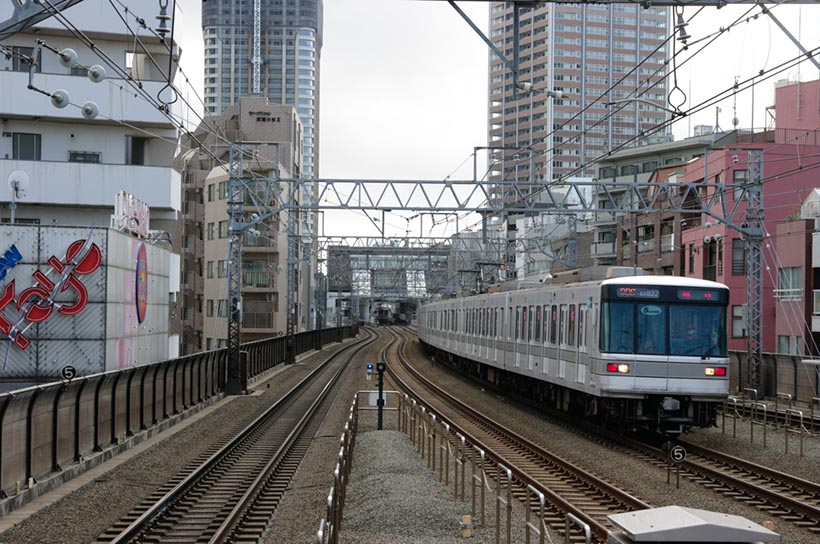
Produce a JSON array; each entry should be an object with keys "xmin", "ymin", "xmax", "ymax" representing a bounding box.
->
[{"xmin": 0, "ymin": 325, "xmax": 357, "ymax": 506}]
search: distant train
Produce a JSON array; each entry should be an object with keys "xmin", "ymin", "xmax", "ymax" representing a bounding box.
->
[
  {"xmin": 417, "ymin": 271, "xmax": 730, "ymax": 434},
  {"xmin": 373, "ymin": 304, "xmax": 407, "ymax": 325}
]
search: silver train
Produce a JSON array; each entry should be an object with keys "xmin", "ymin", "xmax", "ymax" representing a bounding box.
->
[{"xmin": 417, "ymin": 273, "xmax": 730, "ymax": 433}]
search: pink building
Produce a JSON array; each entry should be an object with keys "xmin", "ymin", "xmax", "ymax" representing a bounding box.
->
[
  {"xmin": 679, "ymin": 142, "xmax": 820, "ymax": 355},
  {"xmin": 772, "ymin": 79, "xmax": 820, "ymax": 135}
]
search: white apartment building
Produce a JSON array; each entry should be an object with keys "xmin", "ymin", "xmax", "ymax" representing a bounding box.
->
[{"xmin": 0, "ymin": 0, "xmax": 180, "ymax": 232}]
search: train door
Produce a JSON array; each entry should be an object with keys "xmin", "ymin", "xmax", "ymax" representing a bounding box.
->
[
  {"xmin": 514, "ymin": 305, "xmax": 521, "ymax": 368},
  {"xmin": 534, "ymin": 305, "xmax": 542, "ymax": 373},
  {"xmin": 558, "ymin": 305, "xmax": 566, "ymax": 379},
  {"xmin": 524, "ymin": 306, "xmax": 532, "ymax": 370},
  {"xmin": 541, "ymin": 305, "xmax": 549, "ymax": 375},
  {"xmin": 575, "ymin": 304, "xmax": 587, "ymax": 385}
]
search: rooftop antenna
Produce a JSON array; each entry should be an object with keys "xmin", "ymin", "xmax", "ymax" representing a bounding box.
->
[
  {"xmin": 732, "ymin": 77, "xmax": 740, "ymax": 130},
  {"xmin": 715, "ymin": 106, "xmax": 722, "ymax": 133}
]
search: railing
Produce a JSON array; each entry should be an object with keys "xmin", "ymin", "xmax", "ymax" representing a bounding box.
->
[
  {"xmin": 591, "ymin": 241, "xmax": 615, "ymax": 257},
  {"xmin": 637, "ymin": 239, "xmax": 654, "ymax": 253},
  {"xmin": 242, "ymin": 312, "xmax": 275, "ymax": 330},
  {"xmin": 242, "ymin": 270, "xmax": 274, "ymax": 288},
  {"xmin": 0, "ymin": 325, "xmax": 357, "ymax": 509},
  {"xmin": 621, "ymin": 245, "xmax": 631, "ymax": 260},
  {"xmin": 774, "ymin": 288, "xmax": 803, "ymax": 300},
  {"xmin": 316, "ymin": 391, "xmax": 592, "ymax": 544}
]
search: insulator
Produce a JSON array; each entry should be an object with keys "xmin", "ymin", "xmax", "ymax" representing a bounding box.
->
[{"xmin": 156, "ymin": 0, "xmax": 171, "ymax": 39}]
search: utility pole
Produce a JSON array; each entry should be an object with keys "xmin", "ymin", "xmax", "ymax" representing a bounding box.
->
[
  {"xmin": 285, "ymin": 187, "xmax": 298, "ymax": 364},
  {"xmin": 226, "ymin": 145, "xmax": 245, "ymax": 394},
  {"xmin": 745, "ymin": 150, "xmax": 764, "ymax": 391}
]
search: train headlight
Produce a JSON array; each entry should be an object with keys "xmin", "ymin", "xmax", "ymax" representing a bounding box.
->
[
  {"xmin": 705, "ymin": 367, "xmax": 726, "ymax": 376},
  {"xmin": 607, "ymin": 363, "xmax": 630, "ymax": 373}
]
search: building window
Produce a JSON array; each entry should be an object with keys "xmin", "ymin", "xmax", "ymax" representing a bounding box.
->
[
  {"xmin": 207, "ymin": 223, "xmax": 215, "ymax": 240},
  {"xmin": 207, "ymin": 299, "xmax": 214, "ymax": 317},
  {"xmin": 218, "ymin": 220, "xmax": 228, "ymax": 238},
  {"xmin": 776, "ymin": 267, "xmax": 802, "ymax": 300},
  {"xmin": 208, "ymin": 184, "xmax": 215, "ymax": 202},
  {"xmin": 218, "ymin": 181, "xmax": 229, "ymax": 199},
  {"xmin": 207, "ymin": 261, "xmax": 214, "ymax": 278},
  {"xmin": 68, "ymin": 151, "xmax": 101, "ymax": 163},
  {"xmin": 731, "ymin": 306, "xmax": 746, "ymax": 338},
  {"xmin": 218, "ymin": 339, "xmax": 227, "ymax": 349},
  {"xmin": 688, "ymin": 244, "xmax": 694, "ymax": 275},
  {"xmin": 777, "ymin": 335, "xmax": 790, "ymax": 355},
  {"xmin": 218, "ymin": 260, "xmax": 227, "ymax": 278},
  {"xmin": 12, "ymin": 133, "xmax": 41, "ymax": 161},
  {"xmin": 126, "ymin": 136, "xmax": 147, "ymax": 165},
  {"xmin": 731, "ymin": 239, "xmax": 746, "ymax": 275},
  {"xmin": 733, "ymin": 169, "xmax": 747, "ymax": 201},
  {"xmin": 206, "ymin": 338, "xmax": 213, "ymax": 350},
  {"xmin": 217, "ymin": 300, "xmax": 228, "ymax": 317}
]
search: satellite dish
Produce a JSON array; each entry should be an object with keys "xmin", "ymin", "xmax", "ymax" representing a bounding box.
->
[
  {"xmin": 7, "ymin": 170, "xmax": 30, "ymax": 199},
  {"xmin": 58, "ymin": 48, "xmax": 78, "ymax": 68},
  {"xmin": 87, "ymin": 65, "xmax": 106, "ymax": 83},
  {"xmin": 81, "ymin": 101, "xmax": 99, "ymax": 120},
  {"xmin": 51, "ymin": 89, "xmax": 70, "ymax": 109}
]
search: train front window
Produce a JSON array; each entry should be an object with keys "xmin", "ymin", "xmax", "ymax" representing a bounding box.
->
[
  {"xmin": 670, "ymin": 305, "xmax": 727, "ymax": 356},
  {"xmin": 602, "ymin": 302, "xmax": 634, "ymax": 353},
  {"xmin": 636, "ymin": 304, "xmax": 666, "ymax": 354}
]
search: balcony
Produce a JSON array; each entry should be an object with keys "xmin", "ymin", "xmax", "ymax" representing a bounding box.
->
[
  {"xmin": 0, "ymin": 159, "xmax": 181, "ymax": 212},
  {"xmin": 593, "ymin": 211, "xmax": 618, "ymax": 226},
  {"xmin": 242, "ymin": 270, "xmax": 275, "ymax": 289},
  {"xmin": 637, "ymin": 239, "xmax": 655, "ymax": 253},
  {"xmin": 774, "ymin": 288, "xmax": 803, "ymax": 300},
  {"xmin": 0, "ymin": 71, "xmax": 175, "ymax": 127},
  {"xmin": 661, "ymin": 233, "xmax": 675, "ymax": 252},
  {"xmin": 591, "ymin": 241, "xmax": 616, "ymax": 257},
  {"xmin": 242, "ymin": 312, "xmax": 275, "ymax": 331}
]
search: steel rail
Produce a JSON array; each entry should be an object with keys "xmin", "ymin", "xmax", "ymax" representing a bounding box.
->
[
  {"xmin": 103, "ymin": 328, "xmax": 378, "ymax": 544},
  {"xmin": 210, "ymin": 328, "xmax": 388, "ymax": 543},
  {"xmin": 401, "ymin": 324, "xmax": 820, "ymax": 534},
  {"xmin": 384, "ymin": 327, "xmax": 648, "ymax": 542}
]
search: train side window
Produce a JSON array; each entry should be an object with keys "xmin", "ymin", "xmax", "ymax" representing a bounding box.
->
[
  {"xmin": 535, "ymin": 305, "xmax": 542, "ymax": 342},
  {"xmin": 568, "ymin": 305, "xmax": 576, "ymax": 346},
  {"xmin": 577, "ymin": 305, "xmax": 586, "ymax": 348},
  {"xmin": 549, "ymin": 305, "xmax": 558, "ymax": 344},
  {"xmin": 508, "ymin": 307, "xmax": 513, "ymax": 339},
  {"xmin": 542, "ymin": 305, "xmax": 547, "ymax": 343},
  {"xmin": 526, "ymin": 306, "xmax": 532, "ymax": 341},
  {"xmin": 559, "ymin": 305, "xmax": 566, "ymax": 345},
  {"xmin": 514, "ymin": 306, "xmax": 520, "ymax": 340}
]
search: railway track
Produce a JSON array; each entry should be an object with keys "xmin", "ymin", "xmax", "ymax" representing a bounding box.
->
[
  {"xmin": 96, "ymin": 328, "xmax": 380, "ymax": 544},
  {"xmin": 384, "ymin": 326, "xmax": 649, "ymax": 543},
  {"xmin": 396, "ymin": 325, "xmax": 820, "ymax": 535}
]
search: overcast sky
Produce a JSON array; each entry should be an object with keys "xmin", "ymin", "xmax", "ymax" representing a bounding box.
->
[{"xmin": 175, "ymin": 1, "xmax": 820, "ymax": 240}]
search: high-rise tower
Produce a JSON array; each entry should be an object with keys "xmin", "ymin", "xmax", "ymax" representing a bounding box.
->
[
  {"xmin": 487, "ymin": 3, "xmax": 669, "ymax": 185},
  {"xmin": 202, "ymin": 0, "xmax": 321, "ymax": 178}
]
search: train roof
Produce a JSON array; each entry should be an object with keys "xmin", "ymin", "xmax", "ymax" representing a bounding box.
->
[{"xmin": 601, "ymin": 275, "xmax": 729, "ymax": 290}]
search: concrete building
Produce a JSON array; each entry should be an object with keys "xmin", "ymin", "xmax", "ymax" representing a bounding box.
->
[
  {"xmin": 592, "ymin": 131, "xmax": 739, "ymax": 267},
  {"xmin": 201, "ymin": 0, "xmax": 321, "ymax": 180},
  {"xmin": 0, "ymin": 0, "xmax": 181, "ymax": 233},
  {"xmin": 487, "ymin": 3, "xmax": 669, "ymax": 186},
  {"xmin": 174, "ymin": 97, "xmax": 312, "ymax": 352}
]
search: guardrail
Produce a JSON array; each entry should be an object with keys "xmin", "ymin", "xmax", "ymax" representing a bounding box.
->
[{"xmin": 0, "ymin": 325, "xmax": 357, "ymax": 511}]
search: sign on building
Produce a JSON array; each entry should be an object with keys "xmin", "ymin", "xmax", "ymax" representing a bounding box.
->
[{"xmin": 111, "ymin": 191, "xmax": 150, "ymax": 238}]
